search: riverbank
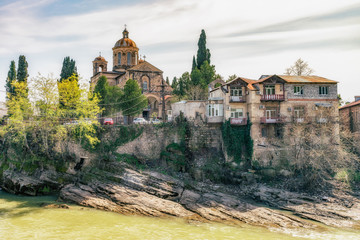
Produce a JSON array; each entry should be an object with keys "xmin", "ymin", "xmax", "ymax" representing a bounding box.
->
[{"xmin": 2, "ymin": 161, "xmax": 360, "ymax": 233}]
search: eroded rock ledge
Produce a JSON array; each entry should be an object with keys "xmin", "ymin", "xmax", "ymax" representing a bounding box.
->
[
  {"xmin": 2, "ymin": 164, "xmax": 360, "ymax": 230},
  {"xmin": 57, "ymin": 164, "xmax": 360, "ymax": 230}
]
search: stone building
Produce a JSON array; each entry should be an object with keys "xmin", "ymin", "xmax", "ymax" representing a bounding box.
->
[
  {"xmin": 207, "ymin": 75, "xmax": 339, "ymax": 165},
  {"xmin": 339, "ymin": 96, "xmax": 360, "ymax": 133},
  {"xmin": 90, "ymin": 27, "xmax": 172, "ymax": 120}
]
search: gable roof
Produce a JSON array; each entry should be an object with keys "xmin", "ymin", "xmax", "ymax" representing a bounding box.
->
[
  {"xmin": 258, "ymin": 75, "xmax": 337, "ymax": 84},
  {"xmin": 128, "ymin": 61, "xmax": 163, "ymax": 73},
  {"xmin": 226, "ymin": 77, "xmax": 258, "ymax": 91},
  {"xmin": 339, "ymin": 99, "xmax": 360, "ymax": 110}
]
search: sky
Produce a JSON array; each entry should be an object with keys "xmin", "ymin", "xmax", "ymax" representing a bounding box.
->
[{"xmin": 0, "ymin": 0, "xmax": 359, "ymax": 102}]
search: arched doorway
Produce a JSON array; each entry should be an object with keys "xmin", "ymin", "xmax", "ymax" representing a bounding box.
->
[{"xmin": 143, "ymin": 96, "xmax": 159, "ymax": 120}]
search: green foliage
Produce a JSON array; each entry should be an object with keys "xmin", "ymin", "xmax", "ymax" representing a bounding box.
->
[
  {"xmin": 161, "ymin": 142, "xmax": 186, "ymax": 171},
  {"xmin": 6, "ymin": 60, "xmax": 16, "ymax": 99},
  {"xmin": 93, "ymin": 76, "xmax": 123, "ymax": 116},
  {"xmin": 17, "ymin": 55, "xmax": 28, "ymax": 83},
  {"xmin": 227, "ymin": 74, "xmax": 238, "ymax": 82},
  {"xmin": 40, "ymin": 185, "xmax": 51, "ymax": 193},
  {"xmin": 114, "ymin": 153, "xmax": 145, "ymax": 170},
  {"xmin": 214, "ymin": 82, "xmax": 222, "ymax": 88},
  {"xmin": 199, "ymin": 61, "xmax": 215, "ymax": 88},
  {"xmin": 120, "ymin": 79, "xmax": 147, "ymax": 117},
  {"xmin": 60, "ymin": 56, "xmax": 77, "ymax": 82},
  {"xmin": 165, "ymin": 77, "xmax": 170, "ymax": 85},
  {"xmin": 196, "ymin": 29, "xmax": 211, "ymax": 69},
  {"xmin": 192, "ymin": 55, "xmax": 197, "ymax": 71},
  {"xmin": 222, "ymin": 118, "xmax": 253, "ymax": 164},
  {"xmin": 190, "ymin": 68, "xmax": 201, "ymax": 86},
  {"xmin": 95, "ymin": 125, "xmax": 143, "ymax": 154},
  {"xmin": 172, "ymin": 72, "xmax": 190, "ymax": 99}
]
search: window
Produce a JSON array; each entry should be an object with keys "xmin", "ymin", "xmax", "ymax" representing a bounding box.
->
[
  {"xmin": 294, "ymin": 86, "xmax": 303, "ymax": 95},
  {"xmin": 230, "ymin": 108, "xmax": 243, "ymax": 118},
  {"xmin": 265, "ymin": 107, "xmax": 277, "ymax": 119},
  {"xmin": 143, "ymin": 81, "xmax": 148, "ymax": 91},
  {"xmin": 294, "ymin": 106, "xmax": 305, "ymax": 118},
  {"xmin": 127, "ymin": 52, "xmax": 131, "ymax": 65},
  {"xmin": 265, "ymin": 85, "xmax": 275, "ymax": 95},
  {"xmin": 261, "ymin": 128, "xmax": 267, "ymax": 137},
  {"xmin": 208, "ymin": 104, "xmax": 223, "ymax": 117},
  {"xmin": 319, "ymin": 86, "xmax": 328, "ymax": 95},
  {"xmin": 118, "ymin": 54, "xmax": 121, "ymax": 65},
  {"xmin": 230, "ymin": 86, "xmax": 242, "ymax": 96}
]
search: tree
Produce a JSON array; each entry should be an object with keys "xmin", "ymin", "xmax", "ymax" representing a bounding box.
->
[
  {"xmin": 7, "ymin": 80, "xmax": 32, "ymax": 120},
  {"xmin": 171, "ymin": 77, "xmax": 178, "ymax": 89},
  {"xmin": 199, "ymin": 61, "xmax": 215, "ymax": 88},
  {"xmin": 190, "ymin": 68, "xmax": 202, "ymax": 86},
  {"xmin": 120, "ymin": 79, "xmax": 147, "ymax": 118},
  {"xmin": 60, "ymin": 56, "xmax": 77, "ymax": 82},
  {"xmin": 93, "ymin": 76, "xmax": 109, "ymax": 105},
  {"xmin": 285, "ymin": 58, "xmax": 314, "ymax": 76},
  {"xmin": 192, "ymin": 55, "xmax": 197, "ymax": 71},
  {"xmin": 17, "ymin": 55, "xmax": 28, "ymax": 82},
  {"xmin": 173, "ymin": 72, "xmax": 190, "ymax": 100},
  {"xmin": 58, "ymin": 74, "xmax": 81, "ymax": 115},
  {"xmin": 338, "ymin": 94, "xmax": 344, "ymax": 107},
  {"xmin": 30, "ymin": 73, "xmax": 58, "ymax": 118},
  {"xmin": 196, "ymin": 29, "xmax": 211, "ymax": 69},
  {"xmin": 5, "ymin": 60, "xmax": 16, "ymax": 99},
  {"xmin": 165, "ymin": 77, "xmax": 170, "ymax": 85},
  {"xmin": 227, "ymin": 74, "xmax": 238, "ymax": 82}
]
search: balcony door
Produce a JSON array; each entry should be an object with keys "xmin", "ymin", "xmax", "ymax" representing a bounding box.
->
[
  {"xmin": 264, "ymin": 85, "xmax": 275, "ymax": 95},
  {"xmin": 266, "ymin": 108, "xmax": 277, "ymax": 119}
]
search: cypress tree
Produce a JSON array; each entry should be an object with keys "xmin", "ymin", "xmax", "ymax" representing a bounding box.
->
[
  {"xmin": 192, "ymin": 56, "xmax": 197, "ymax": 71},
  {"xmin": 166, "ymin": 77, "xmax": 170, "ymax": 85},
  {"xmin": 196, "ymin": 29, "xmax": 211, "ymax": 69},
  {"xmin": 6, "ymin": 60, "xmax": 17, "ymax": 98},
  {"xmin": 93, "ymin": 76, "xmax": 109, "ymax": 105},
  {"xmin": 17, "ymin": 55, "xmax": 28, "ymax": 82},
  {"xmin": 60, "ymin": 56, "xmax": 78, "ymax": 81},
  {"xmin": 171, "ymin": 77, "xmax": 178, "ymax": 89}
]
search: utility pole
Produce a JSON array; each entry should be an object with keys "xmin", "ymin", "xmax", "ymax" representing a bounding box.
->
[{"xmin": 150, "ymin": 77, "xmax": 172, "ymax": 122}]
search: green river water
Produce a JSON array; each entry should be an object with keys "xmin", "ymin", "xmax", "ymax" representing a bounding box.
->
[{"xmin": 0, "ymin": 190, "xmax": 359, "ymax": 240}]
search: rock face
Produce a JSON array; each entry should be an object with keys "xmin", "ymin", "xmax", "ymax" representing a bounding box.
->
[
  {"xmin": 59, "ymin": 165, "xmax": 316, "ymax": 229},
  {"xmin": 249, "ymin": 185, "xmax": 360, "ymax": 228}
]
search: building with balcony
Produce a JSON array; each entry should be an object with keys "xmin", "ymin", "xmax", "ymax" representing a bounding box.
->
[{"xmin": 207, "ymin": 75, "xmax": 339, "ymax": 141}]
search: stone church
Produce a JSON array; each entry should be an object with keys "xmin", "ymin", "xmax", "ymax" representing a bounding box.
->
[{"xmin": 90, "ymin": 27, "xmax": 172, "ymax": 120}]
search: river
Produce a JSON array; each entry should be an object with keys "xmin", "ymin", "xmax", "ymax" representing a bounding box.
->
[{"xmin": 0, "ymin": 190, "xmax": 359, "ymax": 240}]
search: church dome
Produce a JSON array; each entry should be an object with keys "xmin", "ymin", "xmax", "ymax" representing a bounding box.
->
[
  {"xmin": 94, "ymin": 56, "xmax": 106, "ymax": 61},
  {"xmin": 114, "ymin": 28, "xmax": 137, "ymax": 48}
]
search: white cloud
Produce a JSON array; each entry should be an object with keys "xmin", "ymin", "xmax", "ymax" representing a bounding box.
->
[{"xmin": 0, "ymin": 0, "xmax": 360, "ymax": 102}]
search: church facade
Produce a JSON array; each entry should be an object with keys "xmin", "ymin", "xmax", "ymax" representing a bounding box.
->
[{"xmin": 90, "ymin": 28, "xmax": 172, "ymax": 120}]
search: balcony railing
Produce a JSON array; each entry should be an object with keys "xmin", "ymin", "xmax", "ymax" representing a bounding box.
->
[
  {"xmin": 260, "ymin": 117, "xmax": 286, "ymax": 124},
  {"xmin": 229, "ymin": 95, "xmax": 246, "ymax": 103},
  {"xmin": 207, "ymin": 116, "xmax": 224, "ymax": 123},
  {"xmin": 261, "ymin": 94, "xmax": 285, "ymax": 101},
  {"xmin": 230, "ymin": 117, "xmax": 247, "ymax": 125}
]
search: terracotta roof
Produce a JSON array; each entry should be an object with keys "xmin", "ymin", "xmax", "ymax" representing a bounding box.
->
[
  {"xmin": 339, "ymin": 99, "xmax": 360, "ymax": 110},
  {"xmin": 267, "ymin": 75, "xmax": 337, "ymax": 84},
  {"xmin": 128, "ymin": 61, "xmax": 163, "ymax": 73},
  {"xmin": 225, "ymin": 77, "xmax": 258, "ymax": 91}
]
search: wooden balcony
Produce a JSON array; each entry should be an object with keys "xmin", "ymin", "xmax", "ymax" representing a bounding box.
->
[
  {"xmin": 229, "ymin": 95, "xmax": 246, "ymax": 103},
  {"xmin": 260, "ymin": 117, "xmax": 286, "ymax": 124},
  {"xmin": 230, "ymin": 117, "xmax": 247, "ymax": 125},
  {"xmin": 261, "ymin": 94, "xmax": 285, "ymax": 101}
]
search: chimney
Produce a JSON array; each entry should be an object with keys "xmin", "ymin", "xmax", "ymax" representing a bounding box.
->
[{"xmin": 355, "ymin": 96, "xmax": 360, "ymax": 102}]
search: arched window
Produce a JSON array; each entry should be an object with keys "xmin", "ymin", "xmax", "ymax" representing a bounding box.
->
[
  {"xmin": 127, "ymin": 52, "xmax": 131, "ymax": 65},
  {"xmin": 143, "ymin": 81, "xmax": 148, "ymax": 91},
  {"xmin": 118, "ymin": 53, "xmax": 121, "ymax": 65}
]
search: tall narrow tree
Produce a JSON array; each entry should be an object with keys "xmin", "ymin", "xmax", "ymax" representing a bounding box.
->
[
  {"xmin": 192, "ymin": 55, "xmax": 197, "ymax": 71},
  {"xmin": 6, "ymin": 60, "xmax": 16, "ymax": 99},
  {"xmin": 196, "ymin": 30, "xmax": 211, "ymax": 69},
  {"xmin": 17, "ymin": 55, "xmax": 28, "ymax": 82},
  {"xmin": 60, "ymin": 56, "xmax": 78, "ymax": 82},
  {"xmin": 165, "ymin": 76, "xmax": 170, "ymax": 85}
]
